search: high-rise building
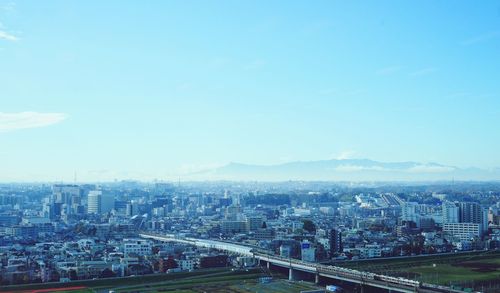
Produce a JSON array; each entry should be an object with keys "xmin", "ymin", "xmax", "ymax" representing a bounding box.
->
[
  {"xmin": 458, "ymin": 202, "xmax": 489, "ymax": 233},
  {"xmin": 87, "ymin": 191, "xmax": 99, "ymax": 214},
  {"xmin": 246, "ymin": 216, "xmax": 264, "ymax": 231},
  {"xmin": 401, "ymin": 202, "xmax": 420, "ymax": 225},
  {"xmin": 52, "ymin": 184, "xmax": 82, "ymax": 206},
  {"xmin": 126, "ymin": 201, "xmax": 141, "ymax": 217},
  {"xmin": 329, "ymin": 228, "xmax": 343, "ymax": 255},
  {"xmin": 43, "ymin": 202, "xmax": 62, "ymax": 220},
  {"xmin": 225, "ymin": 205, "xmax": 242, "ymax": 220},
  {"xmin": 101, "ymin": 193, "xmax": 114, "ymax": 214},
  {"xmin": 154, "ymin": 182, "xmax": 174, "ymax": 197},
  {"xmin": 442, "ymin": 201, "xmax": 459, "ymax": 224},
  {"xmin": 459, "ymin": 202, "xmax": 482, "ymax": 223},
  {"xmin": 87, "ymin": 191, "xmax": 115, "ymax": 214}
]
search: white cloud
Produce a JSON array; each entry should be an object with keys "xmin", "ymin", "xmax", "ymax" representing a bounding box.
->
[
  {"xmin": 0, "ymin": 112, "xmax": 68, "ymax": 132},
  {"xmin": 0, "ymin": 1, "xmax": 16, "ymax": 12},
  {"xmin": 407, "ymin": 165, "xmax": 455, "ymax": 173},
  {"xmin": 0, "ymin": 30, "xmax": 18, "ymax": 41},
  {"xmin": 332, "ymin": 163, "xmax": 455, "ymax": 174},
  {"xmin": 335, "ymin": 150, "xmax": 357, "ymax": 160},
  {"xmin": 333, "ymin": 165, "xmax": 387, "ymax": 172}
]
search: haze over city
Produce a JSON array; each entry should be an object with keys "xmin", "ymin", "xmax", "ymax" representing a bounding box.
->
[
  {"xmin": 1, "ymin": 1, "xmax": 500, "ymax": 182},
  {"xmin": 2, "ymin": 2, "xmax": 500, "ymax": 293}
]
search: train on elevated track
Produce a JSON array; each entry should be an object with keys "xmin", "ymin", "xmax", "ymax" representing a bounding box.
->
[
  {"xmin": 252, "ymin": 251, "xmax": 468, "ymax": 293},
  {"xmin": 140, "ymin": 233, "xmax": 471, "ymax": 293}
]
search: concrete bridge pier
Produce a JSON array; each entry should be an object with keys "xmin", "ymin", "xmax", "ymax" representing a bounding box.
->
[
  {"xmin": 267, "ymin": 261, "xmax": 270, "ymax": 269},
  {"xmin": 288, "ymin": 267, "xmax": 296, "ymax": 281},
  {"xmin": 314, "ymin": 273, "xmax": 319, "ymax": 284}
]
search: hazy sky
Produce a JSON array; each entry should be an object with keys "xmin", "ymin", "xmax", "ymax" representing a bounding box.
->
[{"xmin": 1, "ymin": 1, "xmax": 500, "ymax": 181}]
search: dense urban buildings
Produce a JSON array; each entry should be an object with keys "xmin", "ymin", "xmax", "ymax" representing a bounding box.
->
[{"xmin": 1, "ymin": 181, "xmax": 499, "ymax": 288}]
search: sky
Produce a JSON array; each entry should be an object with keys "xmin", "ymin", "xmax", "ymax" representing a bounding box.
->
[{"xmin": 1, "ymin": 0, "xmax": 500, "ymax": 182}]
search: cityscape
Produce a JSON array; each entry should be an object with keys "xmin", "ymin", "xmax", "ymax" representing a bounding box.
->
[
  {"xmin": 0, "ymin": 181, "xmax": 499, "ymax": 292},
  {"xmin": 2, "ymin": 1, "xmax": 500, "ymax": 293}
]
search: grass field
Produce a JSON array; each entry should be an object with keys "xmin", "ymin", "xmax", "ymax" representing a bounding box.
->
[
  {"xmin": 0, "ymin": 268, "xmax": 321, "ymax": 293},
  {"xmin": 337, "ymin": 250, "xmax": 500, "ymax": 292}
]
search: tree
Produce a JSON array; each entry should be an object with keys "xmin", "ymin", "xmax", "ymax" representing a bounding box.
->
[
  {"xmin": 49, "ymin": 270, "xmax": 60, "ymax": 282},
  {"xmin": 164, "ymin": 256, "xmax": 178, "ymax": 270},
  {"xmin": 68, "ymin": 269, "xmax": 78, "ymax": 281},
  {"xmin": 261, "ymin": 221, "xmax": 267, "ymax": 229},
  {"xmin": 302, "ymin": 219, "xmax": 316, "ymax": 233},
  {"xmin": 160, "ymin": 256, "xmax": 178, "ymax": 272},
  {"xmin": 99, "ymin": 268, "xmax": 116, "ymax": 279}
]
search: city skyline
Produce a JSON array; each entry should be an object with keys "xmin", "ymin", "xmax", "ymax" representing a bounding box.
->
[
  {"xmin": 2, "ymin": 2, "xmax": 500, "ymax": 292},
  {"xmin": 1, "ymin": 1, "xmax": 500, "ymax": 181}
]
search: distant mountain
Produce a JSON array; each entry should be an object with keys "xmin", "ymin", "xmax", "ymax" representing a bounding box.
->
[{"xmin": 188, "ymin": 159, "xmax": 500, "ymax": 181}]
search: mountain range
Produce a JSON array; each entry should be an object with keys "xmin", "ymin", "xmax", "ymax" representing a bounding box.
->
[{"xmin": 189, "ymin": 159, "xmax": 500, "ymax": 181}]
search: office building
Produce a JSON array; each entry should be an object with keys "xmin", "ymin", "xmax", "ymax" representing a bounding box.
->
[
  {"xmin": 221, "ymin": 220, "xmax": 248, "ymax": 234},
  {"xmin": 87, "ymin": 191, "xmax": 115, "ymax": 214}
]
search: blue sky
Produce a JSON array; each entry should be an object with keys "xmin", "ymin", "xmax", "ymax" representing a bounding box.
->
[{"xmin": 1, "ymin": 0, "xmax": 499, "ymax": 181}]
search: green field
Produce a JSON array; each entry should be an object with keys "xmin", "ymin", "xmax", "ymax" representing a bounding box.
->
[
  {"xmin": 0, "ymin": 268, "xmax": 321, "ymax": 293},
  {"xmin": 337, "ymin": 250, "xmax": 500, "ymax": 292}
]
